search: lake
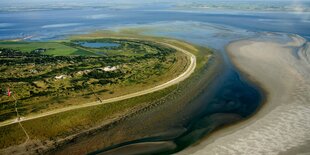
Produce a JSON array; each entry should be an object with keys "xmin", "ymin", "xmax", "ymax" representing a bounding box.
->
[{"xmin": 75, "ymin": 41, "xmax": 120, "ymax": 48}]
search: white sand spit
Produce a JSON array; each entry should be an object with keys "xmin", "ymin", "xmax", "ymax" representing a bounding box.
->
[{"xmin": 179, "ymin": 35, "xmax": 310, "ymax": 155}]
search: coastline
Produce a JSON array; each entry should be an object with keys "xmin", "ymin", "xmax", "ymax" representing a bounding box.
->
[
  {"xmin": 47, "ymin": 46, "xmax": 222, "ymax": 154},
  {"xmin": 179, "ymin": 35, "xmax": 310, "ymax": 154},
  {"xmin": 0, "ymin": 37, "xmax": 196, "ymax": 128},
  {"xmin": 0, "ymin": 35, "xmax": 213, "ymax": 154}
]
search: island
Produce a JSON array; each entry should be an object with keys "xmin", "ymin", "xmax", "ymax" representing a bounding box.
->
[{"xmin": 0, "ymin": 31, "xmax": 214, "ymax": 154}]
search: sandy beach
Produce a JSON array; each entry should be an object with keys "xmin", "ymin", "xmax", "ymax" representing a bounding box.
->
[{"xmin": 179, "ymin": 35, "xmax": 310, "ymax": 155}]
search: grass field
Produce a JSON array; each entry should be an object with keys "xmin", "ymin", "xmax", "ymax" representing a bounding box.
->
[
  {"xmin": 0, "ymin": 41, "xmax": 88, "ymax": 56},
  {"xmin": 0, "ymin": 39, "xmax": 165, "ymax": 57},
  {"xmin": 0, "ymin": 37, "xmax": 185, "ymax": 122},
  {"xmin": 0, "ymin": 31, "xmax": 213, "ymax": 154}
]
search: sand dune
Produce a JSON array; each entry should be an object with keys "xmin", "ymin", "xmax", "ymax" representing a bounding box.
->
[{"xmin": 179, "ymin": 34, "xmax": 310, "ymax": 155}]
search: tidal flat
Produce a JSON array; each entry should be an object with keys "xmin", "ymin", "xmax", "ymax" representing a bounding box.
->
[
  {"xmin": 1, "ymin": 2, "xmax": 310, "ymax": 154},
  {"xmin": 180, "ymin": 34, "xmax": 310, "ymax": 155}
]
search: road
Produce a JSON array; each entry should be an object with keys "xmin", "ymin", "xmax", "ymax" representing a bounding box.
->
[{"xmin": 0, "ymin": 41, "xmax": 196, "ymax": 128}]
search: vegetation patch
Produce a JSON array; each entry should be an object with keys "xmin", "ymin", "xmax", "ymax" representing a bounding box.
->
[
  {"xmin": 0, "ymin": 32, "xmax": 213, "ymax": 153},
  {"xmin": 0, "ymin": 38, "xmax": 185, "ymax": 122}
]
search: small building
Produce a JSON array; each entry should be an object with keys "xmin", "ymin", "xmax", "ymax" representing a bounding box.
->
[
  {"xmin": 103, "ymin": 66, "xmax": 118, "ymax": 72},
  {"xmin": 55, "ymin": 75, "xmax": 67, "ymax": 80}
]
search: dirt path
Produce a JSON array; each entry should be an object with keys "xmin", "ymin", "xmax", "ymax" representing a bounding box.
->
[
  {"xmin": 12, "ymin": 95, "xmax": 30, "ymax": 144},
  {"xmin": 0, "ymin": 42, "xmax": 196, "ymax": 128}
]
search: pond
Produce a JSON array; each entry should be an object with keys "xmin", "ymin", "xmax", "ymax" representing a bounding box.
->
[{"xmin": 76, "ymin": 42, "xmax": 120, "ymax": 48}]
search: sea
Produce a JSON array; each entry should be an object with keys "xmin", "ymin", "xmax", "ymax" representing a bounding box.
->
[{"xmin": 1, "ymin": 3, "xmax": 309, "ymax": 154}]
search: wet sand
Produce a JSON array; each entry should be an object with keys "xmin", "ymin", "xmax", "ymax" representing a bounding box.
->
[
  {"xmin": 179, "ymin": 35, "xmax": 310, "ymax": 155},
  {"xmin": 97, "ymin": 141, "xmax": 176, "ymax": 155}
]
